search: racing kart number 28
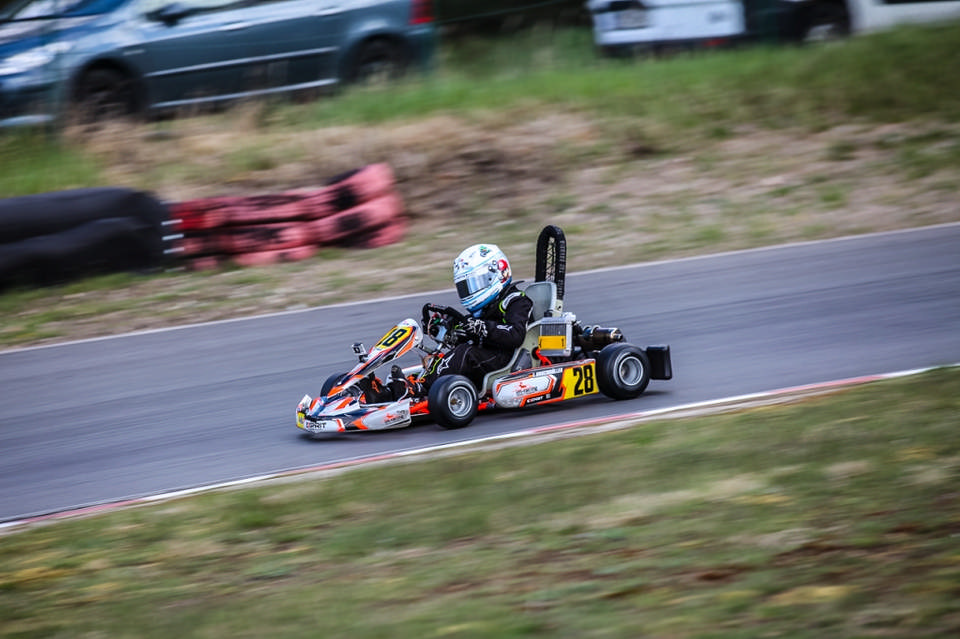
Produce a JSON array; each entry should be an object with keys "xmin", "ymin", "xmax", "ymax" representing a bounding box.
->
[{"xmin": 295, "ymin": 225, "xmax": 672, "ymax": 435}]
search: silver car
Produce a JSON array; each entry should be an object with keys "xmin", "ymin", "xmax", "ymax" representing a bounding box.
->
[{"xmin": 0, "ymin": 0, "xmax": 436, "ymax": 126}]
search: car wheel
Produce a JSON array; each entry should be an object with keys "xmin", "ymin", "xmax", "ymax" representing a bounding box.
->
[
  {"xmin": 74, "ymin": 68, "xmax": 137, "ymax": 122},
  {"xmin": 596, "ymin": 343, "xmax": 650, "ymax": 400},
  {"xmin": 347, "ymin": 39, "xmax": 406, "ymax": 86},
  {"xmin": 428, "ymin": 374, "xmax": 478, "ymax": 429},
  {"xmin": 802, "ymin": 2, "xmax": 850, "ymax": 42}
]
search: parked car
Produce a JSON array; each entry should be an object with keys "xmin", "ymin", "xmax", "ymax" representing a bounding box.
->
[
  {"xmin": 0, "ymin": 0, "xmax": 435, "ymax": 127},
  {"xmin": 586, "ymin": 0, "xmax": 960, "ymax": 54}
]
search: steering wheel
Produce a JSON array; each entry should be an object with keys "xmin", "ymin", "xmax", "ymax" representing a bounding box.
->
[{"xmin": 421, "ymin": 303, "xmax": 466, "ymax": 338}]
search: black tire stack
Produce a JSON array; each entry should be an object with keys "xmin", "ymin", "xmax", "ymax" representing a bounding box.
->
[{"xmin": 0, "ymin": 187, "xmax": 170, "ymax": 290}]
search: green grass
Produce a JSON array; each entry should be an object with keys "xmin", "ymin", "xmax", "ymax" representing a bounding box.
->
[
  {"xmin": 2, "ymin": 367, "xmax": 959, "ymax": 637},
  {"xmin": 286, "ymin": 22, "xmax": 960, "ymax": 130},
  {"xmin": 0, "ymin": 130, "xmax": 103, "ymax": 197},
  {"xmin": 3, "ymin": 22, "xmax": 958, "ymax": 198}
]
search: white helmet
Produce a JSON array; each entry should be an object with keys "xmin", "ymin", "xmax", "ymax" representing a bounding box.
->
[{"xmin": 453, "ymin": 244, "xmax": 512, "ymax": 316}]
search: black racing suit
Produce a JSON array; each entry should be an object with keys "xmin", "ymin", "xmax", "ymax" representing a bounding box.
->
[{"xmin": 428, "ymin": 283, "xmax": 533, "ymax": 391}]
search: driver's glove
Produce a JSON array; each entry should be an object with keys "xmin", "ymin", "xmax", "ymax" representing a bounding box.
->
[{"xmin": 460, "ymin": 317, "xmax": 488, "ymax": 339}]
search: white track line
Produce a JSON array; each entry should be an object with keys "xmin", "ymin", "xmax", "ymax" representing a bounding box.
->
[{"xmin": 2, "ymin": 364, "xmax": 953, "ymax": 532}]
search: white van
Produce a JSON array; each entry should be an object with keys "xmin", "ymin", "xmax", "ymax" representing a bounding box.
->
[
  {"xmin": 587, "ymin": 0, "xmax": 960, "ymax": 53},
  {"xmin": 587, "ymin": 0, "xmax": 745, "ymax": 53}
]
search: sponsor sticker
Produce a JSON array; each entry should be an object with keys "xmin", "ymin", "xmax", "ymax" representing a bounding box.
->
[
  {"xmin": 383, "ymin": 408, "xmax": 410, "ymax": 427},
  {"xmin": 304, "ymin": 418, "xmax": 342, "ymax": 433}
]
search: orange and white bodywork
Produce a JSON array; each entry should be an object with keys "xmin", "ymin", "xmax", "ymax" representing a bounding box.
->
[
  {"xmin": 296, "ymin": 319, "xmax": 423, "ymax": 434},
  {"xmin": 491, "ymin": 360, "xmax": 599, "ymax": 409}
]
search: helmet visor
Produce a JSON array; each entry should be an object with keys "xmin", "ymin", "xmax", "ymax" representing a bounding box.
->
[{"xmin": 456, "ymin": 270, "xmax": 493, "ymax": 300}]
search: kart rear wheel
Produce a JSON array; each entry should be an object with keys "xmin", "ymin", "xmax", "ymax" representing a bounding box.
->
[
  {"xmin": 597, "ymin": 343, "xmax": 650, "ymax": 400},
  {"xmin": 428, "ymin": 375, "xmax": 478, "ymax": 429}
]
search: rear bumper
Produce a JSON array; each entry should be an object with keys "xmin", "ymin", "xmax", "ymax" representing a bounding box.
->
[
  {"xmin": 406, "ymin": 24, "xmax": 437, "ymax": 73},
  {"xmin": 589, "ymin": 0, "xmax": 746, "ymax": 49},
  {"xmin": 646, "ymin": 345, "xmax": 673, "ymax": 380}
]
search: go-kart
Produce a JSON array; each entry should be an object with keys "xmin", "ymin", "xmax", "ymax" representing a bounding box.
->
[{"xmin": 296, "ymin": 226, "xmax": 672, "ymax": 435}]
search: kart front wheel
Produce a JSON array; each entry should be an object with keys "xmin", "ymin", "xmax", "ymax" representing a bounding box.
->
[
  {"xmin": 597, "ymin": 343, "xmax": 650, "ymax": 400},
  {"xmin": 429, "ymin": 375, "xmax": 478, "ymax": 429}
]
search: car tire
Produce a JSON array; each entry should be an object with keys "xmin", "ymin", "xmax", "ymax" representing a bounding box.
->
[
  {"xmin": 74, "ymin": 68, "xmax": 137, "ymax": 122},
  {"xmin": 347, "ymin": 39, "xmax": 406, "ymax": 85},
  {"xmin": 801, "ymin": 2, "xmax": 850, "ymax": 42},
  {"xmin": 428, "ymin": 374, "xmax": 478, "ymax": 429},
  {"xmin": 596, "ymin": 343, "xmax": 650, "ymax": 400}
]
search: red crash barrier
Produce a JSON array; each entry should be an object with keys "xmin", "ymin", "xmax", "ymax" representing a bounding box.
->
[
  {"xmin": 170, "ymin": 163, "xmax": 396, "ymax": 231},
  {"xmin": 307, "ymin": 191, "xmax": 403, "ymax": 246},
  {"xmin": 168, "ymin": 164, "xmax": 406, "ymax": 269}
]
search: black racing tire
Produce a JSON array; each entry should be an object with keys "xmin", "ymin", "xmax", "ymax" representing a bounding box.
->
[
  {"xmin": 73, "ymin": 68, "xmax": 138, "ymax": 122},
  {"xmin": 346, "ymin": 39, "xmax": 406, "ymax": 85},
  {"xmin": 596, "ymin": 343, "xmax": 650, "ymax": 400},
  {"xmin": 428, "ymin": 374, "xmax": 478, "ymax": 429},
  {"xmin": 320, "ymin": 372, "xmax": 347, "ymax": 396}
]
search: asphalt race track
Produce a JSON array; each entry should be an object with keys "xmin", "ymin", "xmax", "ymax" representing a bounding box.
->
[{"xmin": 2, "ymin": 224, "xmax": 959, "ymax": 522}]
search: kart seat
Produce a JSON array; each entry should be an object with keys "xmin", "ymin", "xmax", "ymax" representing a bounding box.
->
[
  {"xmin": 511, "ymin": 348, "xmax": 533, "ymax": 372},
  {"xmin": 479, "ymin": 281, "xmax": 561, "ymax": 392},
  {"xmin": 523, "ymin": 280, "xmax": 561, "ymax": 320}
]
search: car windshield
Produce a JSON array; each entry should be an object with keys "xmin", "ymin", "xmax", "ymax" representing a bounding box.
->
[{"xmin": 0, "ymin": 0, "xmax": 128, "ymax": 21}]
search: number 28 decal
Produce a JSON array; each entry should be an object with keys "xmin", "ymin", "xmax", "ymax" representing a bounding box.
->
[{"xmin": 562, "ymin": 362, "xmax": 597, "ymax": 399}]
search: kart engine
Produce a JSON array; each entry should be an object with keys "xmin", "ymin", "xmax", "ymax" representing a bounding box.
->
[{"xmin": 576, "ymin": 324, "xmax": 624, "ymax": 351}]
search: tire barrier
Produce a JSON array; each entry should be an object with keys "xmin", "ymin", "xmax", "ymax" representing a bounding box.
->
[
  {"xmin": 169, "ymin": 163, "xmax": 406, "ymax": 269},
  {"xmin": 0, "ymin": 164, "xmax": 405, "ymax": 289},
  {"xmin": 0, "ymin": 188, "xmax": 170, "ymax": 290}
]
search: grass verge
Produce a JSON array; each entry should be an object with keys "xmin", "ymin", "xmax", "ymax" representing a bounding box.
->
[{"xmin": 2, "ymin": 367, "xmax": 959, "ymax": 638}]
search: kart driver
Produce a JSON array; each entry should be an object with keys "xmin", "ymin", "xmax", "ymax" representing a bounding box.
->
[
  {"xmin": 359, "ymin": 243, "xmax": 532, "ymax": 402},
  {"xmin": 423, "ymin": 243, "xmax": 533, "ymax": 391}
]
